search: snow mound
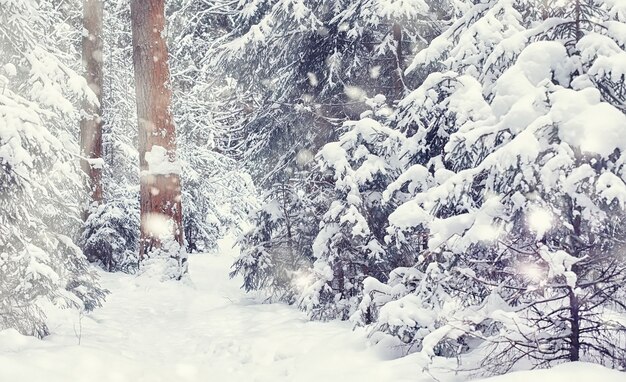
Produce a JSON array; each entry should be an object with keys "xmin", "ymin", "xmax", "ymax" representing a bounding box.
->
[{"xmin": 474, "ymin": 362, "xmax": 625, "ymax": 382}]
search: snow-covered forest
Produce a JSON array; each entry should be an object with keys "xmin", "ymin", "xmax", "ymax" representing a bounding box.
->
[{"xmin": 1, "ymin": 0, "xmax": 626, "ymax": 381}]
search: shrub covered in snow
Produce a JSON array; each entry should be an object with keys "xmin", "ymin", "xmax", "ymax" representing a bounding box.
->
[
  {"xmin": 231, "ymin": 178, "xmax": 328, "ymax": 303},
  {"xmin": 80, "ymin": 200, "xmax": 140, "ymax": 273},
  {"xmin": 298, "ymin": 114, "xmax": 411, "ymax": 320}
]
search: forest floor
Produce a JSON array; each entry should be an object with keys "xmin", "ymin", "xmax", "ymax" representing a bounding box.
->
[{"xmin": 0, "ymin": 241, "xmax": 624, "ymax": 382}]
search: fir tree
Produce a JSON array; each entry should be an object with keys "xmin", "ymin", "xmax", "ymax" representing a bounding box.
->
[
  {"xmin": 232, "ymin": 174, "xmax": 329, "ymax": 302},
  {"xmin": 300, "ymin": 104, "xmax": 408, "ymax": 320},
  {"xmin": 0, "ymin": 0, "xmax": 106, "ymax": 337},
  {"xmin": 369, "ymin": 0, "xmax": 626, "ymax": 373}
]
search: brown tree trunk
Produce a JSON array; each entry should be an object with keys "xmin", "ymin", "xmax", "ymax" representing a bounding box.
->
[
  {"xmin": 80, "ymin": 0, "xmax": 104, "ymax": 223},
  {"xmin": 130, "ymin": 0, "xmax": 185, "ymax": 273}
]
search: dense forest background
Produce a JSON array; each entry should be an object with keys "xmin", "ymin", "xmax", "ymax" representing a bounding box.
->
[{"xmin": 1, "ymin": 0, "xmax": 626, "ymax": 379}]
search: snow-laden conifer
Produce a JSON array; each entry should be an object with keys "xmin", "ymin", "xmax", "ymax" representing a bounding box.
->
[{"xmin": 0, "ymin": 0, "xmax": 106, "ymax": 337}]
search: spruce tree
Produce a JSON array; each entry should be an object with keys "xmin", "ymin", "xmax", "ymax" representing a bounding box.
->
[
  {"xmin": 366, "ymin": 0, "xmax": 626, "ymax": 373},
  {"xmin": 0, "ymin": 0, "xmax": 106, "ymax": 337}
]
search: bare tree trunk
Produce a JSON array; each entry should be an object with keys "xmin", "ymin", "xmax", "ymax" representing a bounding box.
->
[
  {"xmin": 130, "ymin": 0, "xmax": 185, "ymax": 274},
  {"xmin": 80, "ymin": 0, "xmax": 104, "ymax": 223}
]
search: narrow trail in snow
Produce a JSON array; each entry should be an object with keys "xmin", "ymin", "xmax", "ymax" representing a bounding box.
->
[{"xmin": 0, "ymin": 250, "xmax": 427, "ymax": 382}]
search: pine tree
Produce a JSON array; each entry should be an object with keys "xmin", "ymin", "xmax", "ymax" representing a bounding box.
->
[
  {"xmin": 299, "ymin": 104, "xmax": 409, "ymax": 320},
  {"xmin": 0, "ymin": 0, "xmax": 106, "ymax": 337},
  {"xmin": 369, "ymin": 0, "xmax": 626, "ymax": 373},
  {"xmin": 232, "ymin": 174, "xmax": 329, "ymax": 302},
  {"xmin": 227, "ymin": 0, "xmax": 452, "ymax": 311},
  {"xmin": 216, "ymin": 0, "xmax": 443, "ymax": 185},
  {"xmin": 350, "ymin": 71, "xmax": 490, "ymax": 354}
]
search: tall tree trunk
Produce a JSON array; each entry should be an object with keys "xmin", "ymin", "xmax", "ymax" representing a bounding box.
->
[
  {"xmin": 80, "ymin": 0, "xmax": 104, "ymax": 224},
  {"xmin": 130, "ymin": 0, "xmax": 186, "ymax": 275}
]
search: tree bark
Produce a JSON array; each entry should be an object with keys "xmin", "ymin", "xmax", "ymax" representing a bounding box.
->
[
  {"xmin": 130, "ymin": 0, "xmax": 185, "ymax": 271},
  {"xmin": 80, "ymin": 0, "xmax": 104, "ymax": 223}
]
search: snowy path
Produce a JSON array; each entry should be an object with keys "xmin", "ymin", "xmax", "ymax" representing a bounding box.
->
[
  {"xmin": 2, "ymin": 251, "xmax": 624, "ymax": 382},
  {"xmin": 0, "ymin": 251, "xmax": 428, "ymax": 382}
]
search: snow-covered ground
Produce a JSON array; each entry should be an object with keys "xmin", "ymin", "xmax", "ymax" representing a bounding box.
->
[{"xmin": 1, "ymin": 244, "xmax": 624, "ymax": 382}]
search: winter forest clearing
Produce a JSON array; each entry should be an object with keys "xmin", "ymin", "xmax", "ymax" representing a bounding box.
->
[{"xmin": 3, "ymin": 0, "xmax": 626, "ymax": 380}]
